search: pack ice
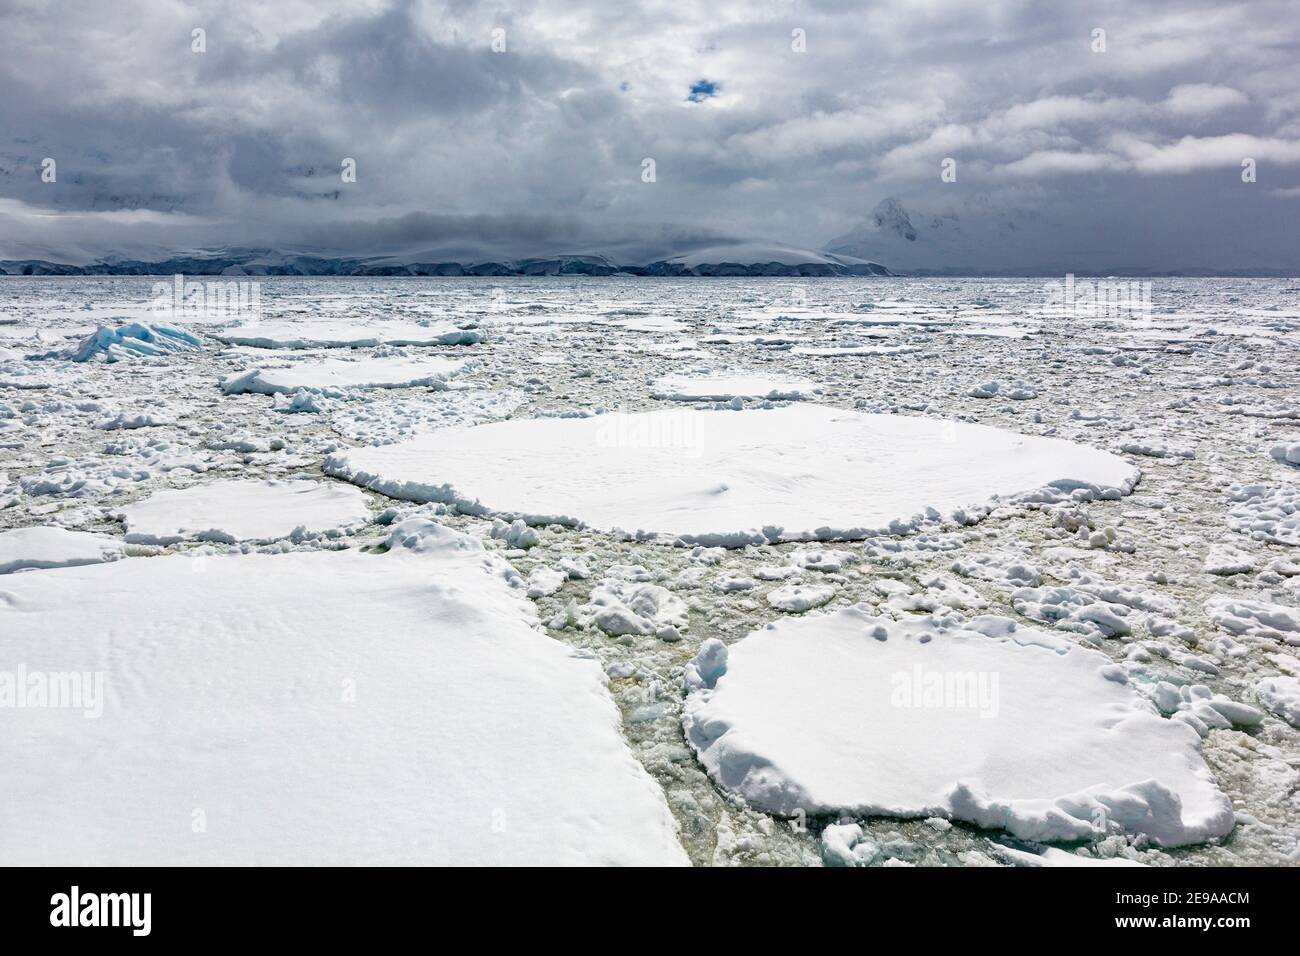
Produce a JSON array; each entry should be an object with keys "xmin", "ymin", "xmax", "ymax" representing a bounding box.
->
[
  {"xmin": 650, "ymin": 374, "xmax": 822, "ymax": 401},
  {"xmin": 0, "ymin": 519, "xmax": 686, "ymax": 865},
  {"xmin": 221, "ymin": 356, "xmax": 472, "ymax": 395},
  {"xmin": 41, "ymin": 323, "xmax": 203, "ymax": 362},
  {"xmin": 116, "ymin": 478, "xmax": 372, "ymax": 544},
  {"xmin": 214, "ymin": 320, "xmax": 483, "ymax": 349},
  {"xmin": 326, "ymin": 405, "xmax": 1138, "ymax": 546},
  {"xmin": 682, "ymin": 608, "xmax": 1234, "ymax": 847},
  {"xmin": 0, "ymin": 526, "xmax": 124, "ymax": 574}
]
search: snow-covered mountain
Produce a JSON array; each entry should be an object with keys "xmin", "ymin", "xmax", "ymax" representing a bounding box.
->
[
  {"xmin": 0, "ymin": 243, "xmax": 890, "ymax": 277},
  {"xmin": 824, "ymin": 197, "xmax": 1034, "ymax": 275},
  {"xmin": 643, "ymin": 243, "xmax": 889, "ymax": 276}
]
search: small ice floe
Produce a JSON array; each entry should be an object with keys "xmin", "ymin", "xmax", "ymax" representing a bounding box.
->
[
  {"xmin": 213, "ymin": 321, "xmax": 483, "ymax": 349},
  {"xmin": 115, "ymin": 478, "xmax": 371, "ymax": 545},
  {"xmin": 1204, "ymin": 597, "xmax": 1300, "ymax": 645},
  {"xmin": 1204, "ymin": 545, "xmax": 1257, "ymax": 576},
  {"xmin": 525, "ymin": 565, "xmax": 567, "ymax": 598},
  {"xmin": 1145, "ymin": 681, "xmax": 1264, "ymax": 736},
  {"xmin": 1119, "ymin": 439, "xmax": 1196, "ymax": 459},
  {"xmin": 950, "ymin": 551, "xmax": 1041, "ymax": 589},
  {"xmin": 490, "ymin": 517, "xmax": 539, "ymax": 549},
  {"xmin": 0, "ymin": 518, "xmax": 686, "ymax": 864},
  {"xmin": 766, "ymin": 582, "xmax": 836, "ymax": 612},
  {"xmin": 95, "ymin": 410, "xmax": 174, "ymax": 430},
  {"xmin": 1255, "ymin": 676, "xmax": 1300, "ymax": 727},
  {"xmin": 989, "ymin": 844, "xmax": 1145, "ymax": 867},
  {"xmin": 649, "ymin": 374, "xmax": 822, "ymax": 402},
  {"xmin": 681, "ymin": 607, "xmax": 1234, "ymax": 847},
  {"xmin": 273, "ymin": 389, "xmax": 328, "ymax": 414},
  {"xmin": 221, "ymin": 356, "xmax": 471, "ymax": 395},
  {"xmin": 820, "ymin": 823, "xmax": 880, "ymax": 867},
  {"xmin": 579, "ymin": 574, "xmax": 688, "ymax": 640},
  {"xmin": 1226, "ymin": 485, "xmax": 1300, "ymax": 546},
  {"xmin": 1011, "ymin": 586, "xmax": 1130, "ymax": 638},
  {"xmin": 38, "ymin": 323, "xmax": 203, "ymax": 363},
  {"xmin": 325, "ymin": 405, "xmax": 1137, "ymax": 547},
  {"xmin": 791, "ymin": 344, "xmax": 916, "ymax": 357},
  {"xmin": 968, "ymin": 380, "xmax": 1036, "ymax": 400},
  {"xmin": 0, "ymin": 526, "xmax": 124, "ymax": 574},
  {"xmin": 1270, "ymin": 442, "xmax": 1300, "ymax": 467}
]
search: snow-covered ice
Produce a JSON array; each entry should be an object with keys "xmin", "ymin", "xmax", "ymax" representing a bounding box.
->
[
  {"xmin": 650, "ymin": 374, "xmax": 822, "ymax": 401},
  {"xmin": 1227, "ymin": 484, "xmax": 1300, "ymax": 545},
  {"xmin": 222, "ymin": 356, "xmax": 471, "ymax": 395},
  {"xmin": 6, "ymin": 274, "xmax": 1300, "ymax": 867},
  {"xmin": 40, "ymin": 323, "xmax": 204, "ymax": 363},
  {"xmin": 327, "ymin": 405, "xmax": 1137, "ymax": 546},
  {"xmin": 683, "ymin": 607, "xmax": 1234, "ymax": 846},
  {"xmin": 0, "ymin": 519, "xmax": 687, "ymax": 865},
  {"xmin": 116, "ymin": 478, "xmax": 372, "ymax": 544},
  {"xmin": 1256, "ymin": 676, "xmax": 1300, "ymax": 727},
  {"xmin": 214, "ymin": 320, "xmax": 483, "ymax": 349},
  {"xmin": 0, "ymin": 526, "xmax": 124, "ymax": 574}
]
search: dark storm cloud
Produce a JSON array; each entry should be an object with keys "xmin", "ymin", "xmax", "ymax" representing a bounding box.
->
[{"xmin": 0, "ymin": 0, "xmax": 1297, "ymax": 268}]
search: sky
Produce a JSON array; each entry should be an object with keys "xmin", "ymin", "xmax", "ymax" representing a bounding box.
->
[{"xmin": 0, "ymin": 0, "xmax": 1298, "ymax": 270}]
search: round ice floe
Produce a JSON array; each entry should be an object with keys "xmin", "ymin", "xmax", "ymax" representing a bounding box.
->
[
  {"xmin": 221, "ymin": 356, "xmax": 471, "ymax": 395},
  {"xmin": 117, "ymin": 478, "xmax": 371, "ymax": 544},
  {"xmin": 326, "ymin": 405, "xmax": 1138, "ymax": 547},
  {"xmin": 0, "ymin": 519, "xmax": 685, "ymax": 864},
  {"xmin": 650, "ymin": 374, "xmax": 822, "ymax": 401},
  {"xmin": 681, "ymin": 608, "xmax": 1233, "ymax": 847},
  {"xmin": 213, "ymin": 320, "xmax": 483, "ymax": 349},
  {"xmin": 0, "ymin": 526, "xmax": 124, "ymax": 574}
]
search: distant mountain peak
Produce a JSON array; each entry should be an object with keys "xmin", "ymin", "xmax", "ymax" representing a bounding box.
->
[{"xmin": 871, "ymin": 197, "xmax": 917, "ymax": 242}]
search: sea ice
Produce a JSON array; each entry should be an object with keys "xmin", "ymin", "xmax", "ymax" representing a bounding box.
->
[
  {"xmin": 1255, "ymin": 676, "xmax": 1300, "ymax": 727},
  {"xmin": 1226, "ymin": 485, "xmax": 1300, "ymax": 545},
  {"xmin": 221, "ymin": 356, "xmax": 471, "ymax": 395},
  {"xmin": 1204, "ymin": 597, "xmax": 1300, "ymax": 645},
  {"xmin": 327, "ymin": 405, "xmax": 1137, "ymax": 546},
  {"xmin": 767, "ymin": 582, "xmax": 837, "ymax": 612},
  {"xmin": 650, "ymin": 374, "xmax": 822, "ymax": 402},
  {"xmin": 0, "ymin": 526, "xmax": 124, "ymax": 574},
  {"xmin": 116, "ymin": 478, "xmax": 372, "ymax": 544},
  {"xmin": 1270, "ymin": 442, "xmax": 1300, "ymax": 466},
  {"xmin": 40, "ymin": 323, "xmax": 203, "ymax": 363},
  {"xmin": 682, "ymin": 608, "xmax": 1234, "ymax": 846},
  {"xmin": 214, "ymin": 321, "xmax": 483, "ymax": 349},
  {"xmin": 0, "ymin": 519, "xmax": 687, "ymax": 865}
]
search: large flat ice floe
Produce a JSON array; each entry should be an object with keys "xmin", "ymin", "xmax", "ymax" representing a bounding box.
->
[
  {"xmin": 221, "ymin": 356, "xmax": 471, "ymax": 395},
  {"xmin": 0, "ymin": 526, "xmax": 124, "ymax": 574},
  {"xmin": 326, "ymin": 405, "xmax": 1138, "ymax": 546},
  {"xmin": 682, "ymin": 608, "xmax": 1234, "ymax": 847},
  {"xmin": 0, "ymin": 519, "xmax": 687, "ymax": 865},
  {"xmin": 214, "ymin": 320, "xmax": 483, "ymax": 349},
  {"xmin": 116, "ymin": 478, "xmax": 372, "ymax": 544}
]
